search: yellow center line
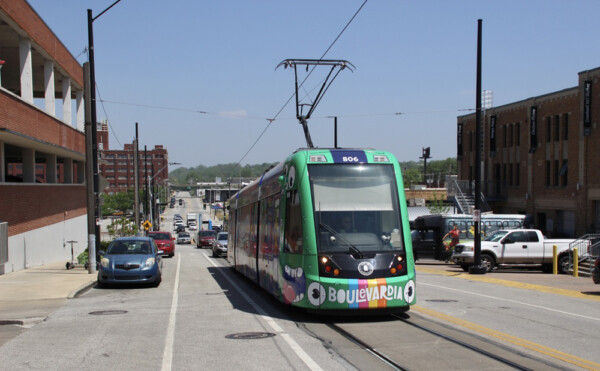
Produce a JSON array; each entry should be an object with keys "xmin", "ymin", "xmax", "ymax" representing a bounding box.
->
[
  {"xmin": 412, "ymin": 305, "xmax": 600, "ymax": 370},
  {"xmin": 416, "ymin": 266, "xmax": 600, "ymax": 302}
]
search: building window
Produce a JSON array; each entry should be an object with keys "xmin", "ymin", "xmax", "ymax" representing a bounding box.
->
[
  {"xmin": 563, "ymin": 114, "xmax": 569, "ymax": 140},
  {"xmin": 515, "ymin": 122, "xmax": 520, "ymax": 145},
  {"xmin": 546, "ymin": 117, "xmax": 551, "ymax": 143},
  {"xmin": 508, "ymin": 163, "xmax": 513, "ymax": 186},
  {"xmin": 560, "ymin": 160, "xmax": 568, "ymax": 187},
  {"xmin": 503, "ymin": 164, "xmax": 507, "ymax": 185},
  {"xmin": 545, "ymin": 161, "xmax": 551, "ymax": 186},
  {"xmin": 469, "ymin": 131, "xmax": 473, "ymax": 151},
  {"xmin": 554, "ymin": 115, "xmax": 560, "ymax": 142},
  {"xmin": 554, "ymin": 160, "xmax": 559, "ymax": 186},
  {"xmin": 515, "ymin": 163, "xmax": 520, "ymax": 186},
  {"xmin": 509, "ymin": 125, "xmax": 514, "ymax": 147},
  {"xmin": 503, "ymin": 125, "xmax": 507, "ymax": 148}
]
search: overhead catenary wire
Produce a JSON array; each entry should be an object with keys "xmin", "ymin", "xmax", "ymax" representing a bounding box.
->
[{"xmin": 233, "ymin": 0, "xmax": 370, "ymax": 166}]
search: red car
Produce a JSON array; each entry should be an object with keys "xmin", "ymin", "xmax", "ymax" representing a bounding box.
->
[
  {"xmin": 197, "ymin": 230, "xmax": 217, "ymax": 248},
  {"xmin": 148, "ymin": 231, "xmax": 175, "ymax": 257}
]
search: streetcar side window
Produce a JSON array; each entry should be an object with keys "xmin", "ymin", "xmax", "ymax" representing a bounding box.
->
[{"xmin": 284, "ymin": 190, "xmax": 303, "ymax": 254}]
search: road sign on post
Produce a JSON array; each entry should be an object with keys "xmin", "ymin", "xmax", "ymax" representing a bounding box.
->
[{"xmin": 143, "ymin": 220, "xmax": 152, "ymax": 231}]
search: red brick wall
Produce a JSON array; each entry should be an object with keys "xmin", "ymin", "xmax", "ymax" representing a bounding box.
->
[
  {"xmin": 0, "ymin": 184, "xmax": 86, "ymax": 237},
  {"xmin": 0, "ymin": 91, "xmax": 85, "ymax": 153},
  {"xmin": 0, "ymin": 0, "xmax": 84, "ymax": 87}
]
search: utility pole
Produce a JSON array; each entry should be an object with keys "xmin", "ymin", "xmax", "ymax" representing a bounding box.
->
[
  {"xmin": 420, "ymin": 147, "xmax": 431, "ymax": 187},
  {"xmin": 470, "ymin": 19, "xmax": 486, "ymax": 275},
  {"xmin": 83, "ymin": 62, "xmax": 96, "ymax": 273},
  {"xmin": 86, "ymin": 0, "xmax": 122, "ymax": 272},
  {"xmin": 134, "ymin": 123, "xmax": 139, "ymax": 231},
  {"xmin": 144, "ymin": 146, "xmax": 149, "ymax": 230}
]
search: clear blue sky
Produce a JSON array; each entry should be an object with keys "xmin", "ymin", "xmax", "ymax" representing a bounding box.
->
[{"xmin": 27, "ymin": 0, "xmax": 600, "ymax": 169}]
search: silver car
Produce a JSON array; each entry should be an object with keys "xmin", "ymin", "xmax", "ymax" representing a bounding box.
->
[
  {"xmin": 177, "ymin": 232, "xmax": 191, "ymax": 244},
  {"xmin": 212, "ymin": 232, "xmax": 228, "ymax": 257}
]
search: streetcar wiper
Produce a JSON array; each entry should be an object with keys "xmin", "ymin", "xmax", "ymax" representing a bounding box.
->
[{"xmin": 319, "ymin": 222, "xmax": 364, "ymax": 259}]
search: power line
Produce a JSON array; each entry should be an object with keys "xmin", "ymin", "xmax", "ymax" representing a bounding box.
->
[
  {"xmin": 234, "ymin": 0, "xmax": 370, "ymax": 167},
  {"xmin": 94, "ymin": 82, "xmax": 122, "ymax": 147}
]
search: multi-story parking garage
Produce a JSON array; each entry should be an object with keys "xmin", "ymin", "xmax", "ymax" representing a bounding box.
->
[{"xmin": 0, "ymin": 0, "xmax": 87, "ymax": 273}]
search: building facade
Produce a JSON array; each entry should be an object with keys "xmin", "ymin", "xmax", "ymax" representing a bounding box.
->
[
  {"xmin": 457, "ymin": 67, "xmax": 600, "ymax": 238},
  {"xmin": 97, "ymin": 122, "xmax": 169, "ymax": 194},
  {"xmin": 0, "ymin": 0, "xmax": 87, "ymax": 273}
]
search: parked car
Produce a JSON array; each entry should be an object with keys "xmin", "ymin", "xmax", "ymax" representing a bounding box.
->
[
  {"xmin": 177, "ymin": 232, "xmax": 191, "ymax": 244},
  {"xmin": 175, "ymin": 225, "xmax": 186, "ymax": 233},
  {"xmin": 592, "ymin": 257, "xmax": 600, "ymax": 284},
  {"xmin": 197, "ymin": 230, "xmax": 217, "ymax": 248},
  {"xmin": 212, "ymin": 232, "xmax": 228, "ymax": 257},
  {"xmin": 148, "ymin": 231, "xmax": 175, "ymax": 258},
  {"xmin": 97, "ymin": 236, "xmax": 163, "ymax": 288},
  {"xmin": 452, "ymin": 229, "xmax": 576, "ymax": 273}
]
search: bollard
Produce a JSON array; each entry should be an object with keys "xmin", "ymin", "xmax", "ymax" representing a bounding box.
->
[
  {"xmin": 573, "ymin": 247, "xmax": 578, "ymax": 277},
  {"xmin": 552, "ymin": 244, "xmax": 557, "ymax": 275}
]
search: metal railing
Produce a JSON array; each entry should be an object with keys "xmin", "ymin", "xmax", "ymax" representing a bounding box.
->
[{"xmin": 568, "ymin": 234, "xmax": 600, "ymax": 275}]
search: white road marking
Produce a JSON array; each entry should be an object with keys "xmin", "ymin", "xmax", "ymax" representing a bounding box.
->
[
  {"xmin": 161, "ymin": 253, "xmax": 181, "ymax": 371},
  {"xmin": 419, "ymin": 281, "xmax": 600, "ymax": 321},
  {"xmin": 203, "ymin": 253, "xmax": 323, "ymax": 371}
]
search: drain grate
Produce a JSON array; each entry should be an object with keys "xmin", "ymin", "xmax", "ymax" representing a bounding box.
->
[
  {"xmin": 425, "ymin": 299, "xmax": 458, "ymax": 303},
  {"xmin": 225, "ymin": 332, "xmax": 276, "ymax": 340},
  {"xmin": 89, "ymin": 310, "xmax": 128, "ymax": 316},
  {"xmin": 0, "ymin": 320, "xmax": 23, "ymax": 326}
]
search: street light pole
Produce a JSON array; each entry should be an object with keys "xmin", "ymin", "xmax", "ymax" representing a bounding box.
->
[{"xmin": 85, "ymin": 1, "xmax": 121, "ymax": 273}]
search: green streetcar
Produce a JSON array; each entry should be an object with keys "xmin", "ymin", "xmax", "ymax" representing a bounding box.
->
[{"xmin": 227, "ymin": 148, "xmax": 416, "ymax": 312}]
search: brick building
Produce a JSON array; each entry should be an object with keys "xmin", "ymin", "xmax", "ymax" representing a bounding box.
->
[
  {"xmin": 97, "ymin": 122, "xmax": 170, "ymax": 194},
  {"xmin": 0, "ymin": 0, "xmax": 87, "ymax": 273},
  {"xmin": 457, "ymin": 67, "xmax": 600, "ymax": 238}
]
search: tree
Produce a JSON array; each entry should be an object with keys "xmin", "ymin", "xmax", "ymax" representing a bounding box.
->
[
  {"xmin": 427, "ymin": 192, "xmax": 450, "ymax": 214},
  {"xmin": 106, "ymin": 217, "xmax": 138, "ymax": 238}
]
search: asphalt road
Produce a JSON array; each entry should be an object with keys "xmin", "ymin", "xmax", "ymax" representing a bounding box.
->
[{"xmin": 1, "ymin": 194, "xmax": 599, "ymax": 370}]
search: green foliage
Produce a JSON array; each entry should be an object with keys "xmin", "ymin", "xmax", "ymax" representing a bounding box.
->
[
  {"xmin": 170, "ymin": 162, "xmax": 278, "ymax": 184},
  {"xmin": 106, "ymin": 217, "xmax": 138, "ymax": 238},
  {"xmin": 400, "ymin": 157, "xmax": 457, "ymax": 187},
  {"xmin": 101, "ymin": 188, "xmax": 137, "ymax": 216},
  {"xmin": 427, "ymin": 192, "xmax": 451, "ymax": 214}
]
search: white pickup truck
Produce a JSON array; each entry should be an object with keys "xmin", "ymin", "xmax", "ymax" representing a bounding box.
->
[{"xmin": 451, "ymin": 229, "xmax": 576, "ymax": 273}]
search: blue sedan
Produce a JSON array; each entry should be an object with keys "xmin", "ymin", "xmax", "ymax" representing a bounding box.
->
[{"xmin": 97, "ymin": 237, "xmax": 164, "ymax": 288}]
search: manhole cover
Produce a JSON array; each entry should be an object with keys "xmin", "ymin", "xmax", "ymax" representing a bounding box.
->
[
  {"xmin": 89, "ymin": 310, "xmax": 128, "ymax": 316},
  {"xmin": 225, "ymin": 332, "xmax": 276, "ymax": 340},
  {"xmin": 425, "ymin": 299, "xmax": 458, "ymax": 303}
]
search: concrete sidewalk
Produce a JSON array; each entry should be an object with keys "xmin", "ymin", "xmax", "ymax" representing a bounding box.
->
[{"xmin": 0, "ymin": 261, "xmax": 96, "ymax": 322}]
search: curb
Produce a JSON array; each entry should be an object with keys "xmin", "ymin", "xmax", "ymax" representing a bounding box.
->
[{"xmin": 67, "ymin": 279, "xmax": 97, "ymax": 299}]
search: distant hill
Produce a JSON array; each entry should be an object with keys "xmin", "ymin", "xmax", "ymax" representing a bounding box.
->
[
  {"xmin": 169, "ymin": 157, "xmax": 457, "ymax": 185},
  {"xmin": 169, "ymin": 162, "xmax": 278, "ymax": 184}
]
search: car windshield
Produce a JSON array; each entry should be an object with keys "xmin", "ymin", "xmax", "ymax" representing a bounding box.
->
[
  {"xmin": 200, "ymin": 231, "xmax": 216, "ymax": 237},
  {"xmin": 309, "ymin": 164, "xmax": 404, "ymax": 253},
  {"xmin": 107, "ymin": 240, "xmax": 153, "ymax": 255},
  {"xmin": 484, "ymin": 230, "xmax": 509, "ymax": 242},
  {"xmin": 149, "ymin": 233, "xmax": 170, "ymax": 240},
  {"xmin": 179, "ymin": 233, "xmax": 190, "ymax": 237},
  {"xmin": 217, "ymin": 233, "xmax": 228, "ymax": 241}
]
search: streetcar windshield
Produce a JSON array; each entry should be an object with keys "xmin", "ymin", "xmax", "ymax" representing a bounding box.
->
[{"xmin": 309, "ymin": 164, "xmax": 404, "ymax": 253}]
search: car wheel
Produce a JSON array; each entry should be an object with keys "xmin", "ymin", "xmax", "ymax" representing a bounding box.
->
[
  {"xmin": 558, "ymin": 255, "xmax": 570, "ymax": 274},
  {"xmin": 460, "ymin": 264, "xmax": 470, "ymax": 272},
  {"xmin": 152, "ymin": 274, "xmax": 162, "ymax": 288},
  {"xmin": 97, "ymin": 280, "xmax": 107, "ymax": 289},
  {"xmin": 481, "ymin": 253, "xmax": 495, "ymax": 272}
]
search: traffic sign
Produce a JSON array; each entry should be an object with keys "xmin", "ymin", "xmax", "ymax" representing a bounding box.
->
[{"xmin": 143, "ymin": 220, "xmax": 152, "ymax": 230}]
